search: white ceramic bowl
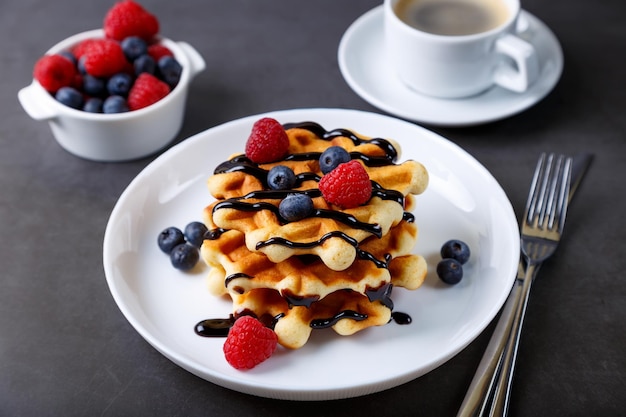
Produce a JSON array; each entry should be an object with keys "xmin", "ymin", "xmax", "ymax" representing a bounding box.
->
[{"xmin": 18, "ymin": 29, "xmax": 206, "ymax": 162}]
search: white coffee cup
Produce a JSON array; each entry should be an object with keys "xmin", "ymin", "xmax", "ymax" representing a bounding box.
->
[{"xmin": 384, "ymin": 0, "xmax": 539, "ymax": 98}]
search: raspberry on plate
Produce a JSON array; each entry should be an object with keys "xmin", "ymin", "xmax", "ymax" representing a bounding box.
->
[
  {"xmin": 318, "ymin": 160, "xmax": 372, "ymax": 209},
  {"xmin": 223, "ymin": 316, "xmax": 278, "ymax": 370},
  {"xmin": 104, "ymin": 0, "xmax": 159, "ymax": 41},
  {"xmin": 244, "ymin": 117, "xmax": 290, "ymax": 163},
  {"xmin": 127, "ymin": 73, "xmax": 170, "ymax": 110},
  {"xmin": 80, "ymin": 39, "xmax": 128, "ymax": 78},
  {"xmin": 33, "ymin": 54, "xmax": 77, "ymax": 93}
]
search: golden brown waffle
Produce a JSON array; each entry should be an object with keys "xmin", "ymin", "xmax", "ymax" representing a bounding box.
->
[
  {"xmin": 201, "ymin": 219, "xmax": 427, "ymax": 348},
  {"xmin": 200, "ymin": 121, "xmax": 429, "ymax": 349},
  {"xmin": 206, "ymin": 124, "xmax": 428, "ymax": 271}
]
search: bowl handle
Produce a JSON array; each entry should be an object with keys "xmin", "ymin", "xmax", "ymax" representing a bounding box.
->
[
  {"xmin": 18, "ymin": 83, "xmax": 58, "ymax": 121},
  {"xmin": 176, "ymin": 42, "xmax": 206, "ymax": 77}
]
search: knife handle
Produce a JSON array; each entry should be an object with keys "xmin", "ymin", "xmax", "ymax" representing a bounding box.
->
[
  {"xmin": 456, "ymin": 276, "xmax": 525, "ymax": 417},
  {"xmin": 487, "ymin": 263, "xmax": 537, "ymax": 417}
]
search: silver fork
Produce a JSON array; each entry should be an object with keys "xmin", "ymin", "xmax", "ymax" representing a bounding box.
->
[{"xmin": 457, "ymin": 153, "xmax": 573, "ymax": 417}]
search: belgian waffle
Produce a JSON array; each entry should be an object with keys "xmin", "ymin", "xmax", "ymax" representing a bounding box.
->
[
  {"xmin": 201, "ymin": 219, "xmax": 427, "ymax": 348},
  {"xmin": 206, "ymin": 123, "xmax": 428, "ymax": 271},
  {"xmin": 201, "ymin": 121, "xmax": 429, "ymax": 349}
]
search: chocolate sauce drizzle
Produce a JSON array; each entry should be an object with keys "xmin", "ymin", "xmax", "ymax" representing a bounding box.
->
[{"xmin": 199, "ymin": 122, "xmax": 417, "ymax": 335}]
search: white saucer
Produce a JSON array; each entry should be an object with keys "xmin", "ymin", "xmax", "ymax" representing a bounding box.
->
[{"xmin": 338, "ymin": 6, "xmax": 563, "ymax": 127}]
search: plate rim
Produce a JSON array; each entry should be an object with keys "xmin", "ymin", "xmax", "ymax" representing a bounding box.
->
[{"xmin": 103, "ymin": 107, "xmax": 520, "ymax": 400}]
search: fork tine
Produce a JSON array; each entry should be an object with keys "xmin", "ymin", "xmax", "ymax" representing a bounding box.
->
[
  {"xmin": 526, "ymin": 153, "xmax": 572, "ymax": 231},
  {"xmin": 545, "ymin": 154, "xmax": 564, "ymax": 229},
  {"xmin": 555, "ymin": 156, "xmax": 572, "ymax": 232},
  {"xmin": 525, "ymin": 153, "xmax": 546, "ymax": 223},
  {"xmin": 536, "ymin": 153, "xmax": 554, "ymax": 226}
]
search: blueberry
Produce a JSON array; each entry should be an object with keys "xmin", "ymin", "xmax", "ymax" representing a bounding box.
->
[
  {"xmin": 279, "ymin": 193, "xmax": 314, "ymax": 222},
  {"xmin": 77, "ymin": 56, "xmax": 88, "ymax": 74},
  {"xmin": 55, "ymin": 86, "xmax": 83, "ymax": 109},
  {"xmin": 134, "ymin": 54, "xmax": 156, "ymax": 75},
  {"xmin": 319, "ymin": 146, "xmax": 351, "ymax": 174},
  {"xmin": 158, "ymin": 56, "xmax": 182, "ymax": 87},
  {"xmin": 83, "ymin": 97, "xmax": 103, "ymax": 113},
  {"xmin": 103, "ymin": 95, "xmax": 129, "ymax": 113},
  {"xmin": 436, "ymin": 258, "xmax": 464, "ymax": 285},
  {"xmin": 158, "ymin": 227, "xmax": 185, "ymax": 253},
  {"xmin": 170, "ymin": 243, "xmax": 199, "ymax": 271},
  {"xmin": 83, "ymin": 75, "xmax": 106, "ymax": 97},
  {"xmin": 58, "ymin": 50, "xmax": 77, "ymax": 65},
  {"xmin": 267, "ymin": 165, "xmax": 296, "ymax": 190},
  {"xmin": 440, "ymin": 239, "xmax": 471, "ymax": 264},
  {"xmin": 121, "ymin": 36, "xmax": 148, "ymax": 61},
  {"xmin": 107, "ymin": 73, "xmax": 133, "ymax": 97},
  {"xmin": 184, "ymin": 221, "xmax": 209, "ymax": 248}
]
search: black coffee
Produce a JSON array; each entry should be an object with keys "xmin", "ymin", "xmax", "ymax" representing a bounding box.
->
[{"xmin": 394, "ymin": 0, "xmax": 510, "ymax": 36}]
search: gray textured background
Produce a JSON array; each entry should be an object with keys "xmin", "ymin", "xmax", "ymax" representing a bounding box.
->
[{"xmin": 1, "ymin": 0, "xmax": 624, "ymax": 416}]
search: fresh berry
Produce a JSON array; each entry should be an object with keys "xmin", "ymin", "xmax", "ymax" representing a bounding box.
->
[
  {"xmin": 184, "ymin": 221, "xmax": 208, "ymax": 248},
  {"xmin": 32, "ymin": 3, "xmax": 178, "ymax": 113},
  {"xmin": 33, "ymin": 54, "xmax": 77, "ymax": 93},
  {"xmin": 170, "ymin": 243, "xmax": 199, "ymax": 270},
  {"xmin": 319, "ymin": 146, "xmax": 351, "ymax": 174},
  {"xmin": 83, "ymin": 97, "xmax": 103, "ymax": 113},
  {"xmin": 133, "ymin": 54, "xmax": 156, "ymax": 75},
  {"xmin": 55, "ymin": 86, "xmax": 84, "ymax": 109},
  {"xmin": 245, "ymin": 118, "xmax": 289, "ymax": 163},
  {"xmin": 120, "ymin": 36, "xmax": 148, "ymax": 61},
  {"xmin": 267, "ymin": 165, "xmax": 296, "ymax": 190},
  {"xmin": 147, "ymin": 44, "xmax": 173, "ymax": 61},
  {"xmin": 440, "ymin": 239, "xmax": 471, "ymax": 264},
  {"xmin": 58, "ymin": 50, "xmax": 77, "ymax": 65},
  {"xmin": 103, "ymin": 95, "xmax": 129, "ymax": 113},
  {"xmin": 157, "ymin": 56, "xmax": 182, "ymax": 87},
  {"xmin": 223, "ymin": 316, "xmax": 278, "ymax": 370},
  {"xmin": 72, "ymin": 39, "xmax": 100, "ymax": 59},
  {"xmin": 127, "ymin": 73, "xmax": 170, "ymax": 110},
  {"xmin": 82, "ymin": 74, "xmax": 106, "ymax": 97},
  {"xmin": 279, "ymin": 193, "xmax": 314, "ymax": 222},
  {"xmin": 107, "ymin": 73, "xmax": 133, "ymax": 96},
  {"xmin": 318, "ymin": 160, "xmax": 372, "ymax": 209},
  {"xmin": 77, "ymin": 56, "xmax": 88, "ymax": 75},
  {"xmin": 436, "ymin": 258, "xmax": 464, "ymax": 285},
  {"xmin": 81, "ymin": 38, "xmax": 128, "ymax": 78},
  {"xmin": 104, "ymin": 0, "xmax": 159, "ymax": 42},
  {"xmin": 157, "ymin": 226, "xmax": 185, "ymax": 253}
]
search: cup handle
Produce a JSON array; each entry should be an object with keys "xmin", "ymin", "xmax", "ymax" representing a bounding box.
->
[
  {"xmin": 176, "ymin": 42, "xmax": 206, "ymax": 77},
  {"xmin": 493, "ymin": 34, "xmax": 539, "ymax": 93},
  {"xmin": 18, "ymin": 83, "xmax": 58, "ymax": 121}
]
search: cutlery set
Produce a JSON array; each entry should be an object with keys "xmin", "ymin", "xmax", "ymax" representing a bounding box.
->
[{"xmin": 458, "ymin": 152, "xmax": 592, "ymax": 417}]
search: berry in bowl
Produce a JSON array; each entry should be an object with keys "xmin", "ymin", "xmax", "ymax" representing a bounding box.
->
[{"xmin": 18, "ymin": 0, "xmax": 205, "ymax": 162}]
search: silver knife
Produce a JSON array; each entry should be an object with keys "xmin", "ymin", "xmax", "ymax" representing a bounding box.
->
[{"xmin": 457, "ymin": 152, "xmax": 593, "ymax": 417}]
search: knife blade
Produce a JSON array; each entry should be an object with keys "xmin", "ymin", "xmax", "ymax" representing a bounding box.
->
[{"xmin": 456, "ymin": 152, "xmax": 593, "ymax": 417}]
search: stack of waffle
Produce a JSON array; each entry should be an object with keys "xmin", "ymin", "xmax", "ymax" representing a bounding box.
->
[{"xmin": 201, "ymin": 121, "xmax": 429, "ymax": 349}]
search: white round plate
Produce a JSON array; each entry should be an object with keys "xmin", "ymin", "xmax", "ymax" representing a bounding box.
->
[
  {"xmin": 103, "ymin": 108, "xmax": 519, "ymax": 400},
  {"xmin": 338, "ymin": 7, "xmax": 563, "ymax": 127}
]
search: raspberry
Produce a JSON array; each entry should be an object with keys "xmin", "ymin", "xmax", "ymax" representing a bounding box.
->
[
  {"xmin": 223, "ymin": 316, "xmax": 277, "ymax": 370},
  {"xmin": 127, "ymin": 73, "xmax": 170, "ymax": 110},
  {"xmin": 318, "ymin": 160, "xmax": 372, "ymax": 209},
  {"xmin": 81, "ymin": 39, "xmax": 128, "ymax": 78},
  {"xmin": 33, "ymin": 54, "xmax": 77, "ymax": 93},
  {"xmin": 104, "ymin": 0, "xmax": 159, "ymax": 42},
  {"xmin": 72, "ymin": 38, "xmax": 100, "ymax": 59},
  {"xmin": 244, "ymin": 118, "xmax": 289, "ymax": 163},
  {"xmin": 147, "ymin": 44, "xmax": 173, "ymax": 61}
]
